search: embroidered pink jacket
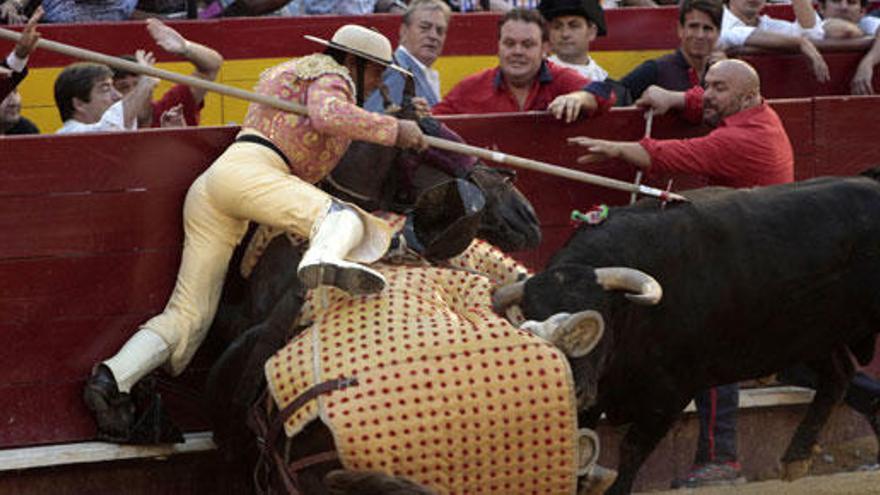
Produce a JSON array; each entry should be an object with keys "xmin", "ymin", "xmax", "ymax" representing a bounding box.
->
[{"xmin": 243, "ymin": 55, "xmax": 399, "ymax": 184}]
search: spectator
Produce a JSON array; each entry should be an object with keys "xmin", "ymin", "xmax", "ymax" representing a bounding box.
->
[
  {"xmin": 819, "ymin": 0, "xmax": 878, "ymax": 37},
  {"xmin": 0, "ymin": 0, "xmax": 27, "ymax": 24},
  {"xmin": 41, "ymin": 0, "xmax": 137, "ymax": 22},
  {"xmin": 816, "ymin": 0, "xmax": 880, "ymax": 94},
  {"xmin": 54, "ymin": 52, "xmax": 158, "ymax": 134},
  {"xmin": 201, "ymin": 0, "xmax": 405, "ymax": 17},
  {"xmin": 569, "ymin": 59, "xmax": 793, "ymax": 187},
  {"xmin": 288, "ymin": 0, "xmax": 377, "ymax": 14},
  {"xmin": 0, "ymin": 6, "xmax": 40, "ymax": 103},
  {"xmin": 0, "ymin": 89, "xmax": 38, "ymax": 134},
  {"xmin": 600, "ymin": 0, "xmax": 661, "ymax": 8},
  {"xmin": 719, "ymin": 0, "xmax": 830, "ymax": 82},
  {"xmin": 131, "ymin": 0, "xmax": 194, "ymax": 19},
  {"xmin": 432, "ymin": 8, "xmax": 614, "ymax": 117},
  {"xmin": 444, "ymin": 0, "xmax": 531, "ymax": 12},
  {"xmin": 112, "ymin": 18, "xmax": 223, "ymax": 127},
  {"xmin": 538, "ymin": 0, "xmax": 609, "ymax": 81},
  {"xmin": 620, "ymin": 0, "xmax": 722, "ymax": 102},
  {"xmin": 365, "ymin": 0, "xmax": 451, "ymax": 112}
]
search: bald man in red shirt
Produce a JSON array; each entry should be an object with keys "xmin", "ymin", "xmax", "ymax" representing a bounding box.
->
[
  {"xmin": 569, "ymin": 59, "xmax": 793, "ymax": 188},
  {"xmin": 569, "ymin": 59, "xmax": 790, "ymax": 488}
]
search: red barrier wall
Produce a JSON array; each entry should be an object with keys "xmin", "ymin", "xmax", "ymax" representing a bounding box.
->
[
  {"xmin": 0, "ymin": 127, "xmax": 237, "ymax": 448},
  {"xmin": 2, "ymin": 96, "xmax": 880, "ymax": 448}
]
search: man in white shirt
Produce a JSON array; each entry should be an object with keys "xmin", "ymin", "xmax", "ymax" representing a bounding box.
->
[
  {"xmin": 718, "ymin": 0, "xmax": 830, "ymax": 82},
  {"xmin": 54, "ymin": 51, "xmax": 157, "ymax": 134},
  {"xmin": 538, "ymin": 0, "xmax": 609, "ymax": 81},
  {"xmin": 817, "ymin": 0, "xmax": 880, "ymax": 93},
  {"xmin": 364, "ymin": 0, "xmax": 450, "ymax": 111}
]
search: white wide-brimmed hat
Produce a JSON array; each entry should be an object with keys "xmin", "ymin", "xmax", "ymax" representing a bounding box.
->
[{"xmin": 305, "ymin": 24, "xmax": 412, "ymax": 77}]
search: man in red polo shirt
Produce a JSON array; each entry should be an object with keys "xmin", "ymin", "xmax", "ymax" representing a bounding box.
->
[
  {"xmin": 568, "ymin": 59, "xmax": 792, "ymax": 188},
  {"xmin": 432, "ymin": 8, "xmax": 614, "ymax": 117}
]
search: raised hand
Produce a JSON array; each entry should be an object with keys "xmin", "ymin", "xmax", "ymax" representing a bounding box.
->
[
  {"xmin": 146, "ymin": 18, "xmax": 188, "ymax": 56},
  {"xmin": 160, "ymin": 104, "xmax": 187, "ymax": 127},
  {"xmin": 13, "ymin": 6, "xmax": 43, "ymax": 59},
  {"xmin": 134, "ymin": 49, "xmax": 160, "ymax": 87},
  {"xmin": 0, "ymin": 1, "xmax": 25, "ymax": 25}
]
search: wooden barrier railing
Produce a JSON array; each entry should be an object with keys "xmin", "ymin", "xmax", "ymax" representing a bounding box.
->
[{"xmin": 2, "ymin": 96, "xmax": 880, "ymax": 449}]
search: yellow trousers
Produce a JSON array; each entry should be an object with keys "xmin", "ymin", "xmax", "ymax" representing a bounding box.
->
[{"xmin": 142, "ymin": 138, "xmax": 393, "ymax": 375}]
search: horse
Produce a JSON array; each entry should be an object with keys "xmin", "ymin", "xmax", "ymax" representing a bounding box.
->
[{"xmin": 202, "ymin": 109, "xmax": 549, "ymax": 494}]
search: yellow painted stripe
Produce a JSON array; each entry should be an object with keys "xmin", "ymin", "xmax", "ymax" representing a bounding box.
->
[{"xmin": 19, "ymin": 50, "xmax": 671, "ymax": 134}]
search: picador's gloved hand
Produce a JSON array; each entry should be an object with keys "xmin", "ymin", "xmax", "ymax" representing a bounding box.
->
[{"xmin": 396, "ymin": 119, "xmax": 428, "ymax": 152}]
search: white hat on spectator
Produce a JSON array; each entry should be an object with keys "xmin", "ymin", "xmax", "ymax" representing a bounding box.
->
[{"xmin": 305, "ymin": 24, "xmax": 412, "ymax": 77}]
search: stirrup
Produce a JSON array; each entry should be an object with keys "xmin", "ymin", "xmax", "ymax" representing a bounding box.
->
[
  {"xmin": 84, "ymin": 369, "xmax": 183, "ymax": 444},
  {"xmin": 298, "ymin": 259, "xmax": 386, "ymax": 295},
  {"xmin": 83, "ymin": 365, "xmax": 136, "ymax": 442}
]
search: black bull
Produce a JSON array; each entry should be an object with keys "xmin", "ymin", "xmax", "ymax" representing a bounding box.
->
[{"xmin": 500, "ymin": 174, "xmax": 880, "ymax": 494}]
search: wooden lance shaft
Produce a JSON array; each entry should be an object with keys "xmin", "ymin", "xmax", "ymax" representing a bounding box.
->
[
  {"xmin": 0, "ymin": 27, "xmax": 686, "ymax": 202},
  {"xmin": 630, "ymin": 108, "xmax": 653, "ymax": 205}
]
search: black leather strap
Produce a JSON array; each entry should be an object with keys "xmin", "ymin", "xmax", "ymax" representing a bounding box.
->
[{"xmin": 235, "ymin": 134, "xmax": 291, "ymax": 168}]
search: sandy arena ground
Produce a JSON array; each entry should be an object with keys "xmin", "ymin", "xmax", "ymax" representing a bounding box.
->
[{"xmin": 640, "ymin": 469, "xmax": 880, "ymax": 494}]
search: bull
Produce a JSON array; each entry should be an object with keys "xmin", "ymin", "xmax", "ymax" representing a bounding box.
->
[{"xmin": 494, "ymin": 172, "xmax": 880, "ymax": 494}]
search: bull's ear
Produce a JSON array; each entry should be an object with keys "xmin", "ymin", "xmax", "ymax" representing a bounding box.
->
[
  {"xmin": 521, "ymin": 310, "xmax": 605, "ymax": 358},
  {"xmin": 567, "ymin": 310, "xmax": 605, "ymax": 358}
]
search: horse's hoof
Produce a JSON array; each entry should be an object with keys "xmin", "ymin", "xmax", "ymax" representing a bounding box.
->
[
  {"xmin": 578, "ymin": 465, "xmax": 617, "ymax": 495},
  {"xmin": 781, "ymin": 458, "xmax": 811, "ymax": 481}
]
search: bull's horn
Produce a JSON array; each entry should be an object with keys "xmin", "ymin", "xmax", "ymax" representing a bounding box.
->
[
  {"xmin": 594, "ymin": 267, "xmax": 662, "ymax": 305},
  {"xmin": 492, "ymin": 280, "xmax": 527, "ymax": 314}
]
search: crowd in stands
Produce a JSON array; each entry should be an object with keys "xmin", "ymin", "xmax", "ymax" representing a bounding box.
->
[
  {"xmin": 1, "ymin": 0, "xmax": 878, "ymax": 137},
  {"xmin": 0, "ymin": 0, "xmax": 673, "ymax": 20}
]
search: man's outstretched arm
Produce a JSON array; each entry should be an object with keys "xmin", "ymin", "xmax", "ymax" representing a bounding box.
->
[
  {"xmin": 121, "ymin": 50, "xmax": 160, "ymax": 129},
  {"xmin": 146, "ymin": 18, "xmax": 223, "ymax": 105},
  {"xmin": 567, "ymin": 136, "xmax": 652, "ymax": 169}
]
